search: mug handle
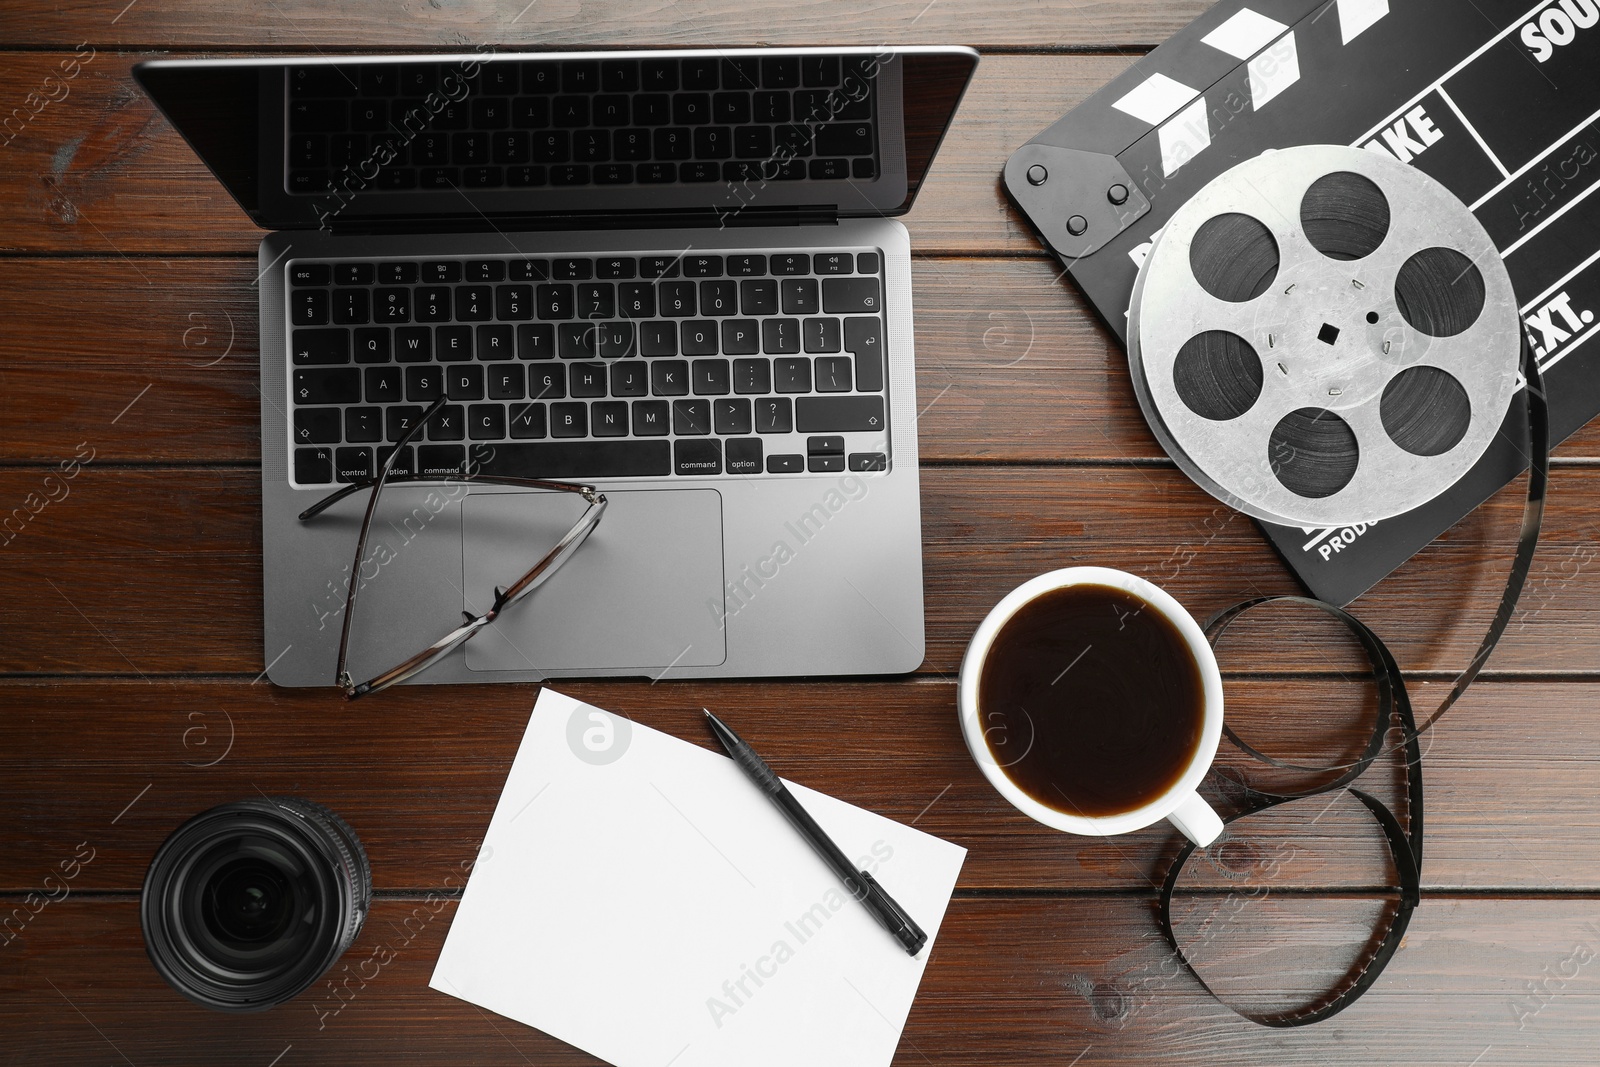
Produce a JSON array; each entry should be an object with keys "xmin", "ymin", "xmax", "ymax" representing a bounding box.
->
[{"xmin": 1167, "ymin": 791, "xmax": 1223, "ymax": 847}]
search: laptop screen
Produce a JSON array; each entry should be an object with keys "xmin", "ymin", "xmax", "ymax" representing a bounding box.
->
[{"xmin": 134, "ymin": 47, "xmax": 977, "ymax": 231}]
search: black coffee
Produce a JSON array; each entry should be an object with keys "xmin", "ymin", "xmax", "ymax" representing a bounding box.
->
[{"xmin": 978, "ymin": 583, "xmax": 1205, "ymax": 818}]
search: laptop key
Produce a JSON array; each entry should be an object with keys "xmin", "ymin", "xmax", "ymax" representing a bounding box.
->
[
  {"xmin": 428, "ymin": 405, "xmax": 465, "ymax": 441},
  {"xmin": 727, "ymin": 255, "xmax": 766, "ymax": 276},
  {"xmin": 415, "ymin": 287, "xmax": 452, "ymax": 322},
  {"xmin": 292, "ymin": 328, "xmax": 348, "ymax": 365},
  {"xmin": 569, "ymin": 363, "xmax": 607, "ymax": 398},
  {"xmin": 850, "ymin": 452, "xmax": 888, "ymax": 472},
  {"xmin": 808, "ymin": 453, "xmax": 845, "ymax": 473},
  {"xmin": 814, "ymin": 355, "xmax": 853, "ymax": 393},
  {"xmin": 823, "ymin": 277, "xmax": 879, "ymax": 314},
  {"xmin": 721, "ymin": 320, "xmax": 759, "ymax": 356},
  {"xmin": 528, "ymin": 365, "xmax": 566, "ymax": 400},
  {"xmin": 739, "ymin": 280, "xmax": 777, "ymax": 315},
  {"xmin": 733, "ymin": 358, "xmax": 771, "ymax": 394},
  {"xmin": 803, "ymin": 317, "xmax": 841, "ymax": 353},
  {"xmin": 294, "ymin": 446, "xmax": 333, "ymax": 484},
  {"xmin": 396, "ymin": 326, "xmax": 432, "ymax": 362},
  {"xmin": 437, "ymin": 325, "xmax": 473, "ymax": 360},
  {"xmin": 680, "ymin": 320, "xmax": 718, "ymax": 356},
  {"xmin": 845, "ymin": 316, "xmax": 884, "ymax": 391},
  {"xmin": 294, "ymin": 368, "xmax": 359, "ymax": 405},
  {"xmin": 346, "ymin": 407, "xmax": 383, "ymax": 442},
  {"xmin": 766, "ymin": 454, "xmax": 803, "ymax": 473},
  {"xmin": 509, "ymin": 402, "xmax": 547, "ymax": 438},
  {"xmin": 292, "ymin": 290, "xmax": 329, "ymax": 326},
  {"xmin": 364, "ymin": 367, "xmax": 402, "ymax": 403},
  {"xmin": 726, "ymin": 438, "xmax": 762, "ymax": 474},
  {"xmin": 640, "ymin": 321, "xmax": 678, "ymax": 357},
  {"xmin": 446, "ymin": 364, "xmax": 485, "ymax": 401},
  {"xmin": 517, "ymin": 323, "xmax": 556, "ymax": 359},
  {"xmin": 675, "ymin": 438, "xmax": 722, "ymax": 476},
  {"xmin": 290, "ymin": 263, "xmax": 331, "ymax": 286},
  {"xmin": 468, "ymin": 404, "xmax": 506, "ymax": 440},
  {"xmin": 632, "ymin": 400, "xmax": 669, "ymax": 436},
  {"xmin": 376, "ymin": 445, "xmax": 416, "ymax": 476},
  {"xmin": 755, "ymin": 397, "xmax": 793, "ymax": 433},
  {"xmin": 611, "ymin": 362, "xmax": 648, "ymax": 397},
  {"xmin": 550, "ymin": 402, "xmax": 588, "ymax": 438},
  {"xmin": 385, "ymin": 406, "xmax": 426, "ymax": 442},
  {"xmin": 473, "ymin": 440, "xmax": 672, "ymax": 479},
  {"xmin": 477, "ymin": 324, "xmax": 514, "ymax": 360},
  {"xmin": 795, "ymin": 395, "xmax": 885, "ymax": 432},
  {"xmin": 761, "ymin": 318, "xmax": 800, "ymax": 354},
  {"xmin": 293, "ymin": 408, "xmax": 341, "ymax": 444},
  {"xmin": 700, "ymin": 281, "xmax": 737, "ymax": 316},
  {"xmin": 597, "ymin": 321, "xmax": 636, "ymax": 358},
  {"xmin": 591, "ymin": 401, "xmax": 629, "ymax": 437},
  {"xmin": 714, "ymin": 399, "xmax": 752, "ymax": 435},
  {"xmin": 374, "ymin": 287, "xmax": 410, "ymax": 322},
  {"xmin": 456, "ymin": 285, "xmax": 493, "ymax": 321},
  {"xmin": 770, "ymin": 253, "xmax": 809, "ymax": 276},
  {"xmin": 773, "ymin": 357, "xmax": 811, "ymax": 393},
  {"xmin": 335, "ymin": 447, "xmax": 373, "ymax": 483},
  {"xmin": 332, "ymin": 289, "xmax": 370, "ymax": 324},
  {"xmin": 692, "ymin": 359, "xmax": 731, "ymax": 395},
  {"xmin": 418, "ymin": 445, "xmax": 467, "ymax": 477},
  {"xmin": 651, "ymin": 360, "xmax": 689, "ymax": 396},
  {"xmin": 488, "ymin": 364, "xmax": 526, "ymax": 400},
  {"xmin": 537, "ymin": 283, "xmax": 575, "ymax": 319},
  {"xmin": 558, "ymin": 322, "xmax": 599, "ymax": 359},
  {"xmin": 405, "ymin": 366, "xmax": 443, "ymax": 401},
  {"xmin": 659, "ymin": 281, "xmax": 696, "ymax": 316},
  {"xmin": 780, "ymin": 279, "xmax": 819, "ymax": 315}
]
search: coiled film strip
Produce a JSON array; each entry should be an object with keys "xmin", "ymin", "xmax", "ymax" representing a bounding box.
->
[
  {"xmin": 1128, "ymin": 144, "xmax": 1523, "ymax": 527},
  {"xmin": 1133, "ymin": 146, "xmax": 1553, "ymax": 1025}
]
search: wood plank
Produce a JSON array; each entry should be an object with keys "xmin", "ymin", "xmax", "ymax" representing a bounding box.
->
[
  {"xmin": 1, "ymin": 466, "xmax": 1595, "ymax": 675},
  {"xmin": 0, "ymin": 677, "xmax": 1594, "ymax": 892},
  {"xmin": 0, "ymin": 52, "xmax": 1128, "ymax": 255},
  {"xmin": 0, "ymin": 1, "xmax": 1203, "ymax": 50},
  {"xmin": 4, "ymin": 895, "xmax": 1598, "ymax": 1065},
  {"xmin": 12, "ymin": 256, "xmax": 1600, "ymax": 465}
]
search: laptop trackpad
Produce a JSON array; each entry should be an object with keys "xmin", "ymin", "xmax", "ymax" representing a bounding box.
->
[{"xmin": 462, "ymin": 488, "xmax": 726, "ymax": 673}]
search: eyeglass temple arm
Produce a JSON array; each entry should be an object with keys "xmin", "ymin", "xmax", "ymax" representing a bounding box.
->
[
  {"xmin": 299, "ymin": 473, "xmax": 596, "ymax": 521},
  {"xmin": 341, "ymin": 488, "xmax": 606, "ymax": 700},
  {"xmin": 333, "ymin": 396, "xmax": 446, "ymax": 694}
]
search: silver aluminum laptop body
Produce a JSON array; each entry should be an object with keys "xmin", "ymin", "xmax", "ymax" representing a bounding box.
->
[{"xmin": 135, "ymin": 47, "xmax": 978, "ymax": 686}]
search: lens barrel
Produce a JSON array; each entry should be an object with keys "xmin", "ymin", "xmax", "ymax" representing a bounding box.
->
[{"xmin": 141, "ymin": 797, "xmax": 371, "ymax": 1012}]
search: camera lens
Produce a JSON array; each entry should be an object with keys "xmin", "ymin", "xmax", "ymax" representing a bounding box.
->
[{"xmin": 142, "ymin": 797, "xmax": 371, "ymax": 1012}]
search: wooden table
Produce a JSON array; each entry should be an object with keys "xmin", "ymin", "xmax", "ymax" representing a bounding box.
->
[{"xmin": 4, "ymin": 3, "xmax": 1599, "ymax": 1063}]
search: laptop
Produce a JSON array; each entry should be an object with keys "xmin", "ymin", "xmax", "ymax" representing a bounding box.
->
[{"xmin": 134, "ymin": 47, "xmax": 978, "ymax": 687}]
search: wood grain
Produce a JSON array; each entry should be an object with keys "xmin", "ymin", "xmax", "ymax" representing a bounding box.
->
[
  {"xmin": 0, "ymin": 1, "xmax": 1205, "ymax": 50},
  {"xmin": 5, "ymin": 4, "xmax": 1599, "ymax": 1063},
  {"xmin": 0, "ymin": 677, "xmax": 1595, "ymax": 894},
  {"xmin": 6, "ymin": 896, "xmax": 1600, "ymax": 1066}
]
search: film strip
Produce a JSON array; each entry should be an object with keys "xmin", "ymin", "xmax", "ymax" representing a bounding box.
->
[
  {"xmin": 1112, "ymin": 145, "xmax": 1549, "ymax": 1025},
  {"xmin": 1006, "ymin": 0, "xmax": 1600, "ymax": 604}
]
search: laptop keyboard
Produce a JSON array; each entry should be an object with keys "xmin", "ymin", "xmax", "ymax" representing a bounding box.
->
[
  {"xmin": 286, "ymin": 248, "xmax": 890, "ymax": 487},
  {"xmin": 286, "ymin": 56, "xmax": 879, "ymax": 193}
]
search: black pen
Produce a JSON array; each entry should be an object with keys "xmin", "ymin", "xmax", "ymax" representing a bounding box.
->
[{"xmin": 703, "ymin": 709, "xmax": 928, "ymax": 957}]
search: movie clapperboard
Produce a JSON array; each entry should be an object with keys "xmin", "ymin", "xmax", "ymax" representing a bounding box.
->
[{"xmin": 1006, "ymin": 0, "xmax": 1600, "ymax": 605}]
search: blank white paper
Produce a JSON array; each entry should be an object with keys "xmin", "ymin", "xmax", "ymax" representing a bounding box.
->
[{"xmin": 431, "ymin": 688, "xmax": 967, "ymax": 1067}]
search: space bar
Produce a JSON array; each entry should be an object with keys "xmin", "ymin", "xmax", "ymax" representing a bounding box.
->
[{"xmin": 471, "ymin": 441, "xmax": 672, "ymax": 480}]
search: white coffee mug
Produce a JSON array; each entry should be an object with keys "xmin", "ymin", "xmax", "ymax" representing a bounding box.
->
[{"xmin": 957, "ymin": 567, "xmax": 1225, "ymax": 847}]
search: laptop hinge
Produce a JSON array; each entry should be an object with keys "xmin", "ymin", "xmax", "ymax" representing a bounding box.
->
[{"xmin": 324, "ymin": 206, "xmax": 841, "ymax": 236}]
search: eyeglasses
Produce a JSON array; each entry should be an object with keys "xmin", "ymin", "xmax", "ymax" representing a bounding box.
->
[{"xmin": 297, "ymin": 396, "xmax": 607, "ymax": 699}]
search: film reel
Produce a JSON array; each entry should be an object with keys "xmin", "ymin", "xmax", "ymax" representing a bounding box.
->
[{"xmin": 1128, "ymin": 145, "xmax": 1522, "ymax": 528}]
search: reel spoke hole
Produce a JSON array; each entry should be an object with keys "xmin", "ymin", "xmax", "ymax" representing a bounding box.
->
[
  {"xmin": 1301, "ymin": 171, "xmax": 1391, "ymax": 261},
  {"xmin": 1381, "ymin": 365, "xmax": 1472, "ymax": 456},
  {"xmin": 1190, "ymin": 213, "xmax": 1280, "ymax": 302},
  {"xmin": 1269, "ymin": 408, "xmax": 1359, "ymax": 499},
  {"xmin": 1174, "ymin": 331, "xmax": 1264, "ymax": 421},
  {"xmin": 1395, "ymin": 247, "xmax": 1485, "ymax": 337}
]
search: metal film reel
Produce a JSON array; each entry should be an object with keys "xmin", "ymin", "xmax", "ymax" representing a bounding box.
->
[{"xmin": 1127, "ymin": 144, "xmax": 1522, "ymax": 528}]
